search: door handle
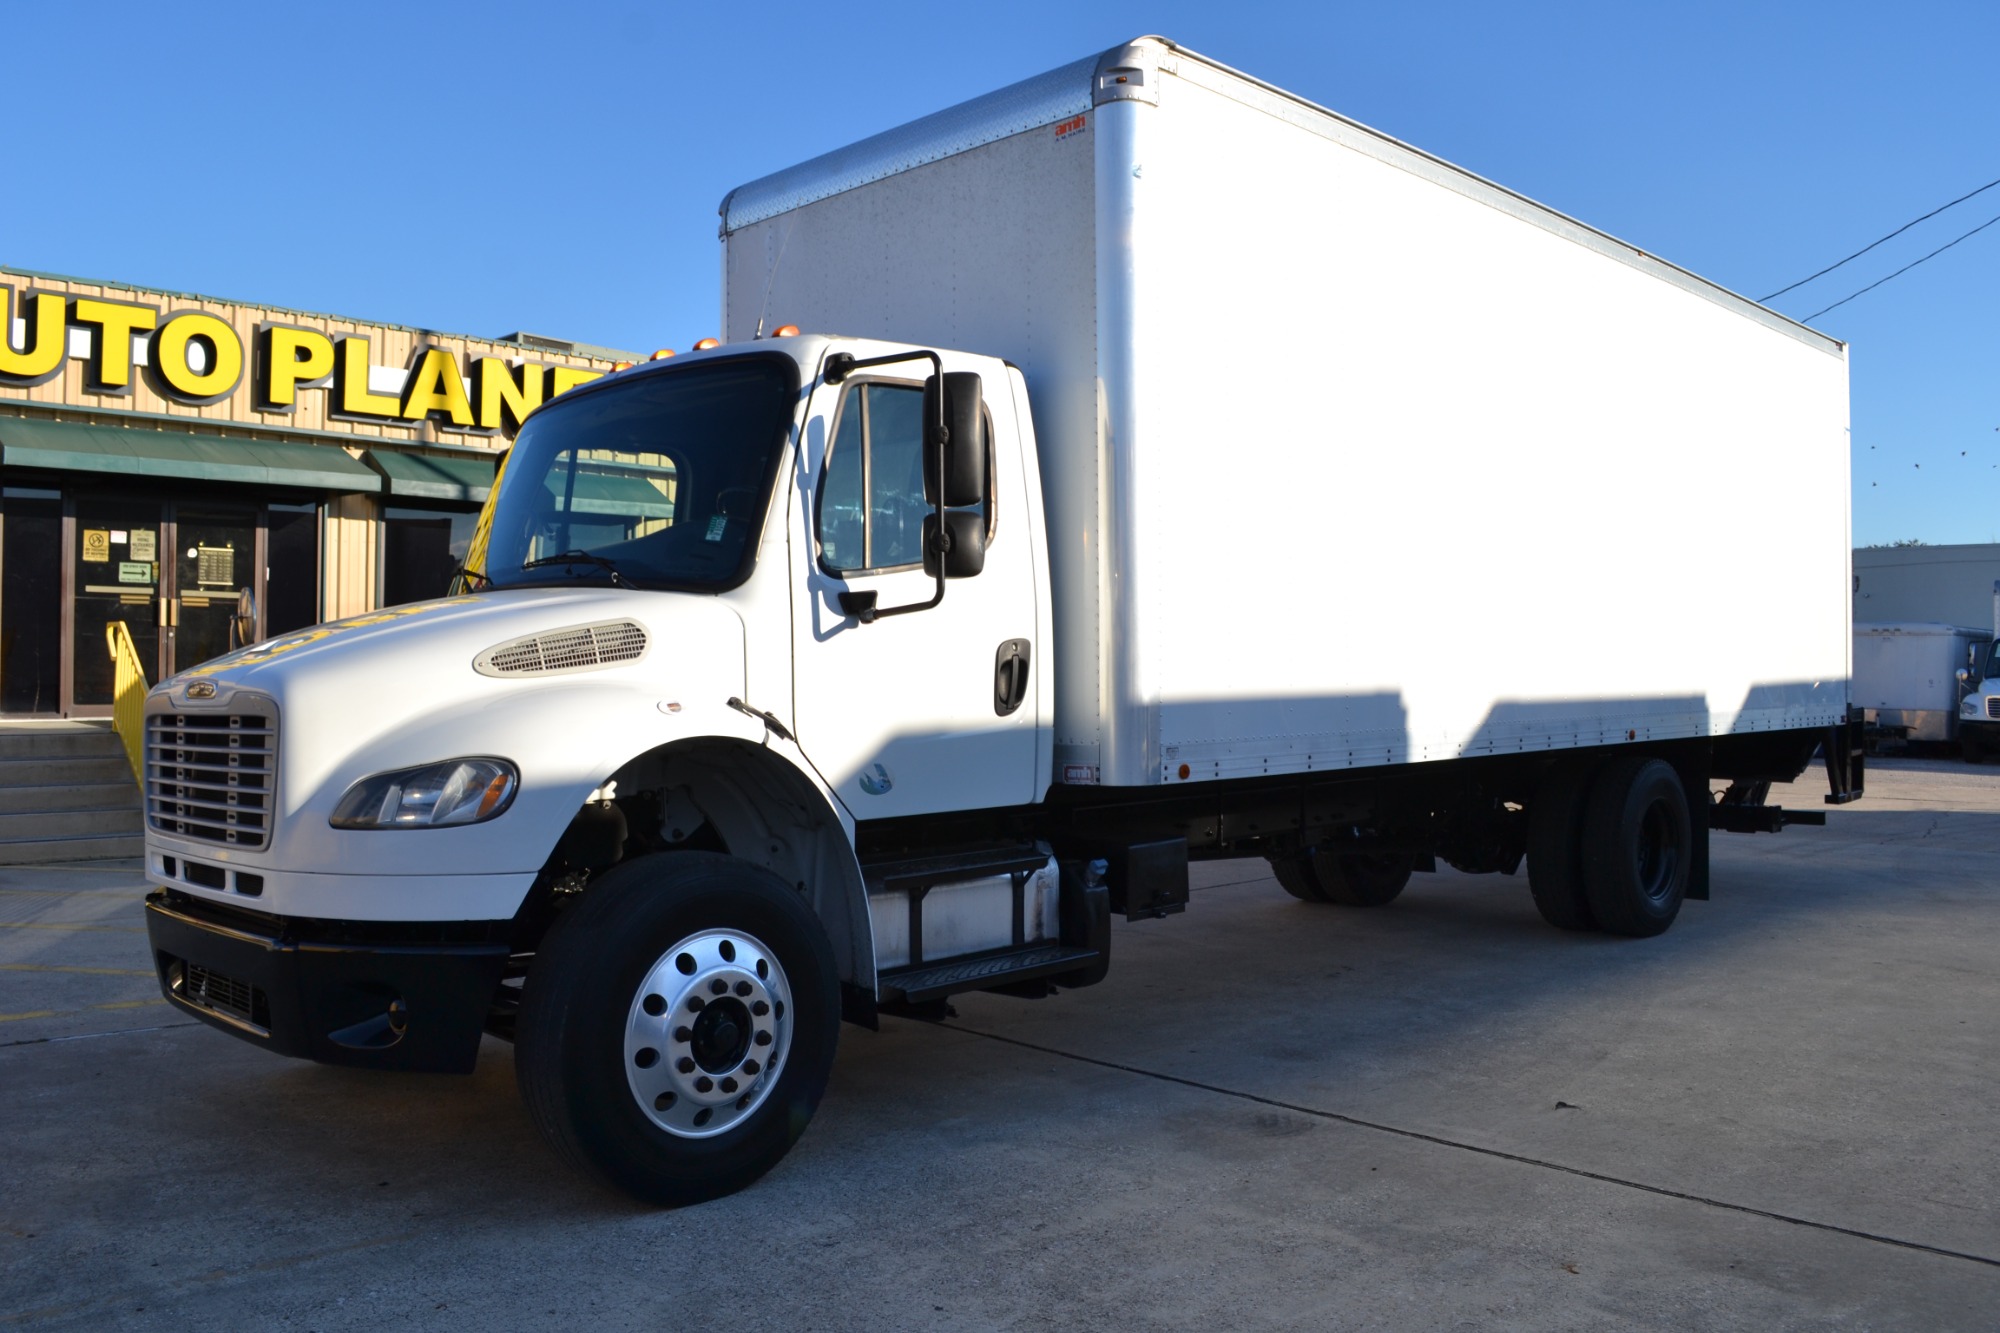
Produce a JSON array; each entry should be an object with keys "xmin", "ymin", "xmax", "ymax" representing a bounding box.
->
[{"xmin": 994, "ymin": 638, "xmax": 1031, "ymax": 716}]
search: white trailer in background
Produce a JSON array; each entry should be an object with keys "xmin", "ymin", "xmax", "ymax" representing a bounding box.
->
[
  {"xmin": 143, "ymin": 38, "xmax": 1861, "ymax": 1206},
  {"xmin": 1852, "ymin": 622, "xmax": 1984, "ymax": 747}
]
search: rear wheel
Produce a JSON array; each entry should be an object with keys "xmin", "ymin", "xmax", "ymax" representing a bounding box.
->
[
  {"xmin": 1581, "ymin": 757, "xmax": 1690, "ymax": 938},
  {"xmin": 1526, "ymin": 760, "xmax": 1598, "ymax": 931},
  {"xmin": 1268, "ymin": 846, "xmax": 1413, "ymax": 906},
  {"xmin": 517, "ymin": 852, "xmax": 840, "ymax": 1206}
]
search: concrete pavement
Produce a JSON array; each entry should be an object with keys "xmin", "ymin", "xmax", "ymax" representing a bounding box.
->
[{"xmin": 1, "ymin": 760, "xmax": 1995, "ymax": 1329}]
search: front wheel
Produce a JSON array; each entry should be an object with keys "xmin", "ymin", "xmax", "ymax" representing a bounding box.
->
[{"xmin": 517, "ymin": 852, "xmax": 840, "ymax": 1206}]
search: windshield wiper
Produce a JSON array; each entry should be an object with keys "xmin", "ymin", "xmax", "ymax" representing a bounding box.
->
[{"xmin": 519, "ymin": 550, "xmax": 636, "ymax": 588}]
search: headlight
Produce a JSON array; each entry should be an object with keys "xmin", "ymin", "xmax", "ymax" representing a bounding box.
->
[{"xmin": 330, "ymin": 758, "xmax": 518, "ymax": 829}]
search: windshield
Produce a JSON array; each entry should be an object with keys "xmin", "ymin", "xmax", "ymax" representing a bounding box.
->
[
  {"xmin": 482, "ymin": 355, "xmax": 798, "ymax": 592},
  {"xmin": 1986, "ymin": 639, "xmax": 2000, "ymax": 680}
]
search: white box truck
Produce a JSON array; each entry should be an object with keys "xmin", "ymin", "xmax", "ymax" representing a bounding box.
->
[
  {"xmin": 143, "ymin": 37, "xmax": 1861, "ymax": 1204},
  {"xmin": 1851, "ymin": 621, "xmax": 1984, "ymax": 747}
]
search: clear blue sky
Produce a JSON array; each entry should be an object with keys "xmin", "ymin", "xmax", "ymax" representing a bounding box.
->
[{"xmin": 6, "ymin": 2, "xmax": 1993, "ymax": 547}]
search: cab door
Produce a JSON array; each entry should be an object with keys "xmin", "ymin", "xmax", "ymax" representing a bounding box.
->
[{"xmin": 788, "ymin": 355, "xmax": 1040, "ymax": 819}]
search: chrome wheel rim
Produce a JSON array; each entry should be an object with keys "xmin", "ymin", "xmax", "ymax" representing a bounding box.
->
[{"xmin": 624, "ymin": 928, "xmax": 793, "ymax": 1139}]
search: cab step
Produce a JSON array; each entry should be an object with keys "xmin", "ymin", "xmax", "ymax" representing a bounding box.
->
[{"xmin": 878, "ymin": 942, "xmax": 1099, "ymax": 1004}]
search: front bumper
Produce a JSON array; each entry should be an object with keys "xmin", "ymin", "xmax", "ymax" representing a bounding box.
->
[{"xmin": 145, "ymin": 890, "xmax": 510, "ymax": 1074}]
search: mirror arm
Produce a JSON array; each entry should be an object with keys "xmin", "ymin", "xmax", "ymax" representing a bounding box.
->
[{"xmin": 823, "ymin": 349, "xmax": 950, "ymax": 624}]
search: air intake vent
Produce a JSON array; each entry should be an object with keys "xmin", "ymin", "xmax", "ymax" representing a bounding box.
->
[{"xmin": 474, "ymin": 620, "xmax": 649, "ymax": 677}]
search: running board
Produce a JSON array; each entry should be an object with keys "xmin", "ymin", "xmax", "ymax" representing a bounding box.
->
[{"xmin": 878, "ymin": 943, "xmax": 1100, "ymax": 1003}]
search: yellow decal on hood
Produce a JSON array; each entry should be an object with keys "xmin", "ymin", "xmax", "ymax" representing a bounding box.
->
[{"xmin": 180, "ymin": 598, "xmax": 478, "ymax": 678}]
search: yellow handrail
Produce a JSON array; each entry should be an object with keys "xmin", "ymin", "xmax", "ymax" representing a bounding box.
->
[{"xmin": 104, "ymin": 620, "xmax": 148, "ymax": 783}]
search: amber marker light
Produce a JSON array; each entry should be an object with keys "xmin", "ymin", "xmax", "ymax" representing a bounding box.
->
[
  {"xmin": 611, "ymin": 362, "xmax": 633, "ymax": 373},
  {"xmin": 693, "ymin": 337, "xmax": 721, "ymax": 351},
  {"xmin": 476, "ymin": 770, "xmax": 515, "ymax": 820},
  {"xmin": 649, "ymin": 348, "xmax": 676, "ymax": 360},
  {"xmin": 772, "ymin": 325, "xmax": 800, "ymax": 338}
]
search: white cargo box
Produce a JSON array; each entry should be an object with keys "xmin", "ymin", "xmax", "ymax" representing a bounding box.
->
[
  {"xmin": 1853, "ymin": 621, "xmax": 1984, "ymax": 741},
  {"xmin": 722, "ymin": 37, "xmax": 1852, "ymax": 788}
]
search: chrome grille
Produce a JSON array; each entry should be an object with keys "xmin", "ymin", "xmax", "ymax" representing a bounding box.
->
[
  {"xmin": 146, "ymin": 704, "xmax": 277, "ymax": 850},
  {"xmin": 474, "ymin": 620, "xmax": 648, "ymax": 677}
]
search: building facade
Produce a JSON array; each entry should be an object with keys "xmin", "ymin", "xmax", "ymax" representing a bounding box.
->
[
  {"xmin": 1853, "ymin": 543, "xmax": 2000, "ymax": 634},
  {"xmin": 0, "ymin": 266, "xmax": 633, "ymax": 716}
]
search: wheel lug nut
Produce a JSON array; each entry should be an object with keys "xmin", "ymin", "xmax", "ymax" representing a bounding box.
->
[
  {"xmin": 720, "ymin": 1077, "xmax": 738, "ymax": 1094},
  {"xmin": 754, "ymin": 1030, "xmax": 772, "ymax": 1047},
  {"xmin": 676, "ymin": 1057, "xmax": 696, "ymax": 1074},
  {"xmin": 734, "ymin": 980, "xmax": 752, "ymax": 997},
  {"xmin": 674, "ymin": 1026, "xmax": 692, "ymax": 1042},
  {"xmin": 742, "ymin": 1059, "xmax": 760, "ymax": 1075},
  {"xmin": 695, "ymin": 1076, "xmax": 713, "ymax": 1093},
  {"xmin": 687, "ymin": 996, "xmax": 705, "ymax": 1012},
  {"xmin": 751, "ymin": 1000, "xmax": 769, "ymax": 1017},
  {"xmin": 709, "ymin": 979, "xmax": 728, "ymax": 996}
]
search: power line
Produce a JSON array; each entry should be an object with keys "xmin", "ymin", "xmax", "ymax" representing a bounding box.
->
[
  {"xmin": 1800, "ymin": 209, "xmax": 2000, "ymax": 323},
  {"xmin": 1760, "ymin": 174, "xmax": 2000, "ymax": 301}
]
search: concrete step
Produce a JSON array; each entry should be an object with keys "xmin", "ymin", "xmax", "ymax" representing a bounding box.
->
[
  {"xmin": 0, "ymin": 781, "xmax": 139, "ymax": 815},
  {"xmin": 0, "ymin": 724, "xmax": 129, "ymax": 762},
  {"xmin": 0, "ymin": 807, "xmax": 144, "ymax": 841},
  {"xmin": 0, "ymin": 832, "xmax": 145, "ymax": 865},
  {"xmin": 0, "ymin": 756, "xmax": 137, "ymax": 787}
]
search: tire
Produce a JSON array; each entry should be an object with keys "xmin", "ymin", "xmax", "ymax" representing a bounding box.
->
[
  {"xmin": 1267, "ymin": 846, "xmax": 1412, "ymax": 906},
  {"xmin": 1526, "ymin": 760, "xmax": 1598, "ymax": 931},
  {"xmin": 516, "ymin": 852, "xmax": 840, "ymax": 1206},
  {"xmin": 1580, "ymin": 756, "xmax": 1690, "ymax": 938},
  {"xmin": 1962, "ymin": 738, "xmax": 1986, "ymax": 764}
]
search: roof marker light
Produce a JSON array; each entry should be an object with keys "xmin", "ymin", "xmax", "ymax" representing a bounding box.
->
[
  {"xmin": 611, "ymin": 362, "xmax": 633, "ymax": 372},
  {"xmin": 772, "ymin": 325, "xmax": 800, "ymax": 338},
  {"xmin": 693, "ymin": 338, "xmax": 721, "ymax": 351},
  {"xmin": 649, "ymin": 348, "xmax": 676, "ymax": 360}
]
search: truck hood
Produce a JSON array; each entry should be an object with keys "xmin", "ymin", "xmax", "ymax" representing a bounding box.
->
[{"xmin": 149, "ymin": 587, "xmax": 752, "ymax": 875}]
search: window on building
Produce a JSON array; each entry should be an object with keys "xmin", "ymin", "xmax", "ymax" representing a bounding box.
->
[
  {"xmin": 265, "ymin": 503, "xmax": 318, "ymax": 636},
  {"xmin": 383, "ymin": 505, "xmax": 479, "ymax": 607},
  {"xmin": 1, "ymin": 489, "xmax": 62, "ymax": 714}
]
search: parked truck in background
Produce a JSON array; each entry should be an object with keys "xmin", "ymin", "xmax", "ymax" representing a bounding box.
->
[
  {"xmin": 142, "ymin": 37, "xmax": 1861, "ymax": 1205},
  {"xmin": 1851, "ymin": 621, "xmax": 1985, "ymax": 752}
]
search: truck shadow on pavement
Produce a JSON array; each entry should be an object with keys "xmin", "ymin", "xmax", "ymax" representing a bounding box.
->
[{"xmin": 191, "ymin": 803, "xmax": 1997, "ymax": 1218}]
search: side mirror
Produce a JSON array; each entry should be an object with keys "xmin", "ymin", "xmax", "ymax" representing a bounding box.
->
[
  {"xmin": 923, "ymin": 511, "xmax": 986, "ymax": 579},
  {"xmin": 922, "ymin": 371, "xmax": 988, "ymax": 507},
  {"xmin": 1958, "ymin": 667, "xmax": 1973, "ymax": 686}
]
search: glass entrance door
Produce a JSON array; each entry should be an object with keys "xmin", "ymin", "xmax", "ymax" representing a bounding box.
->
[
  {"xmin": 71, "ymin": 499, "xmax": 165, "ymax": 710},
  {"xmin": 66, "ymin": 498, "xmax": 266, "ymax": 714},
  {"xmin": 171, "ymin": 508, "xmax": 258, "ymax": 674}
]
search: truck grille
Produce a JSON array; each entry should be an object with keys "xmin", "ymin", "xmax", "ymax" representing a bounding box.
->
[
  {"xmin": 146, "ymin": 704, "xmax": 277, "ymax": 850},
  {"xmin": 1987, "ymin": 697, "xmax": 2000, "ymax": 720}
]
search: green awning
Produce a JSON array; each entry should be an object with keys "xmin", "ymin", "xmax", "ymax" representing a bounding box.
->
[
  {"xmin": 0, "ymin": 416, "xmax": 380, "ymax": 492},
  {"xmin": 367, "ymin": 449, "xmax": 499, "ymax": 503},
  {"xmin": 547, "ymin": 467, "xmax": 676, "ymax": 518}
]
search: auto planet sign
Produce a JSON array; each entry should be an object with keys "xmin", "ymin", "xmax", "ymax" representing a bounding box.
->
[{"xmin": 0, "ymin": 283, "xmax": 600, "ymax": 437}]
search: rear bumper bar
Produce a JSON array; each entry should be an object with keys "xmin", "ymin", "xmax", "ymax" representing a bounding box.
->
[{"xmin": 144, "ymin": 891, "xmax": 509, "ymax": 1074}]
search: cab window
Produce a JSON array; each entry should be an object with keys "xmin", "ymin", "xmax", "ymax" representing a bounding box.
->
[{"xmin": 818, "ymin": 382, "xmax": 956, "ymax": 573}]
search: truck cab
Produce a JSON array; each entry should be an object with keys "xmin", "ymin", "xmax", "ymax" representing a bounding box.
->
[{"xmin": 144, "ymin": 335, "xmax": 1093, "ymax": 1204}]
